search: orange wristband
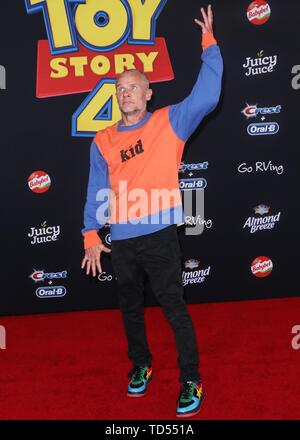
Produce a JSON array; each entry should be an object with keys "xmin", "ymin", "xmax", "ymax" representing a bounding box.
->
[
  {"xmin": 202, "ymin": 32, "xmax": 217, "ymax": 51},
  {"xmin": 83, "ymin": 230, "xmax": 102, "ymax": 250}
]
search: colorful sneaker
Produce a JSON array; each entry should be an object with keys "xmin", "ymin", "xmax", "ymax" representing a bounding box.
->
[
  {"xmin": 176, "ymin": 381, "xmax": 204, "ymax": 417},
  {"xmin": 127, "ymin": 365, "xmax": 152, "ymax": 397}
]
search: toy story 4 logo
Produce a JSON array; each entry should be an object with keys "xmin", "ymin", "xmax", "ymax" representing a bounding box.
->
[{"xmin": 25, "ymin": 0, "xmax": 173, "ymax": 137}]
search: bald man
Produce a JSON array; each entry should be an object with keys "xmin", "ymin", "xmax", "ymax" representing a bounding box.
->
[{"xmin": 81, "ymin": 5, "xmax": 223, "ymax": 418}]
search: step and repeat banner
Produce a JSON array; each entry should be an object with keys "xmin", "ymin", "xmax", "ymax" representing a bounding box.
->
[{"xmin": 1, "ymin": 0, "xmax": 299, "ymax": 315}]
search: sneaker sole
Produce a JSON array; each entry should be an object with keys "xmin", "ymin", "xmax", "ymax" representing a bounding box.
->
[
  {"xmin": 176, "ymin": 395, "xmax": 205, "ymax": 418},
  {"xmin": 126, "ymin": 391, "xmax": 147, "ymax": 398},
  {"xmin": 127, "ymin": 377, "xmax": 152, "ymax": 398}
]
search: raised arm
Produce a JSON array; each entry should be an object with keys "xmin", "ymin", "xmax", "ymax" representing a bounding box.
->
[{"xmin": 169, "ymin": 5, "xmax": 223, "ymax": 141}]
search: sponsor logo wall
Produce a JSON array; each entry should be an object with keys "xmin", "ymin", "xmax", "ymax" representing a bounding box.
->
[{"xmin": 0, "ymin": 0, "xmax": 299, "ymax": 314}]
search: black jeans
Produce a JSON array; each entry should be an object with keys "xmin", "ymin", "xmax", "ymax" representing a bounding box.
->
[{"xmin": 110, "ymin": 224, "xmax": 200, "ymax": 383}]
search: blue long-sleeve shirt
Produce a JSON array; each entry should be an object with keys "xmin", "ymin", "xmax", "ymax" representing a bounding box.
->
[{"xmin": 82, "ymin": 35, "xmax": 223, "ymax": 249}]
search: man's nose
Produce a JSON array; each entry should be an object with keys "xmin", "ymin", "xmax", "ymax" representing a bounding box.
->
[{"xmin": 123, "ymin": 88, "xmax": 132, "ymax": 97}]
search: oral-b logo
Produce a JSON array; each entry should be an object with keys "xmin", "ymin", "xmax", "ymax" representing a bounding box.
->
[
  {"xmin": 247, "ymin": 122, "xmax": 279, "ymax": 136},
  {"xmin": 36, "ymin": 286, "xmax": 67, "ymax": 298},
  {"xmin": 179, "ymin": 178, "xmax": 207, "ymax": 191}
]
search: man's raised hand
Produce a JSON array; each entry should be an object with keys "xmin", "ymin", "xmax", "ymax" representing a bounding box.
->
[{"xmin": 195, "ymin": 4, "xmax": 213, "ymax": 34}]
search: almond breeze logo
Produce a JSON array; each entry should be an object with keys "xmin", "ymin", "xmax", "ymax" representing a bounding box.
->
[
  {"xmin": 182, "ymin": 259, "xmax": 211, "ymax": 286},
  {"xmin": 243, "ymin": 205, "xmax": 281, "ymax": 233},
  {"xmin": 243, "ymin": 50, "xmax": 277, "ymax": 77}
]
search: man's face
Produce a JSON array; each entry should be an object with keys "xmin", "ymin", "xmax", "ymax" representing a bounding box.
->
[{"xmin": 115, "ymin": 71, "xmax": 152, "ymax": 115}]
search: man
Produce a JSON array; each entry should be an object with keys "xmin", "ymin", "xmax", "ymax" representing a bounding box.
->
[{"xmin": 81, "ymin": 5, "xmax": 223, "ymax": 418}]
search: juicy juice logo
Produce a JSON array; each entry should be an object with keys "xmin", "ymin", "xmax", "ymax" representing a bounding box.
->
[
  {"xmin": 25, "ymin": 0, "xmax": 173, "ymax": 138},
  {"xmin": 243, "ymin": 50, "xmax": 277, "ymax": 77}
]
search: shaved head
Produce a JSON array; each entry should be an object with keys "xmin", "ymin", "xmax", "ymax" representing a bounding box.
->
[
  {"xmin": 116, "ymin": 69, "xmax": 150, "ymax": 90},
  {"xmin": 115, "ymin": 69, "xmax": 153, "ymax": 120}
]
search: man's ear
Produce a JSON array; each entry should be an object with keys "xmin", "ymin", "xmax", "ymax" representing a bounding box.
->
[{"xmin": 146, "ymin": 88, "xmax": 153, "ymax": 101}]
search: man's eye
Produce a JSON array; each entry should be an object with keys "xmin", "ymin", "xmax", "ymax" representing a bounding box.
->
[{"xmin": 132, "ymin": 85, "xmax": 138, "ymax": 91}]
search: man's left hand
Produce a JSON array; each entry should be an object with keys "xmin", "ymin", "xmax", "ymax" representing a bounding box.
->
[{"xmin": 195, "ymin": 4, "xmax": 213, "ymax": 34}]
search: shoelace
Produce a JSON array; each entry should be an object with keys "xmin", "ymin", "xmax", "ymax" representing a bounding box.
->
[
  {"xmin": 180, "ymin": 382, "xmax": 195, "ymax": 401},
  {"xmin": 128, "ymin": 366, "xmax": 147, "ymax": 382}
]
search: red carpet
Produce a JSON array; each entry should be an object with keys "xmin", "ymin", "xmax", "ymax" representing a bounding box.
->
[{"xmin": 0, "ymin": 297, "xmax": 299, "ymax": 420}]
